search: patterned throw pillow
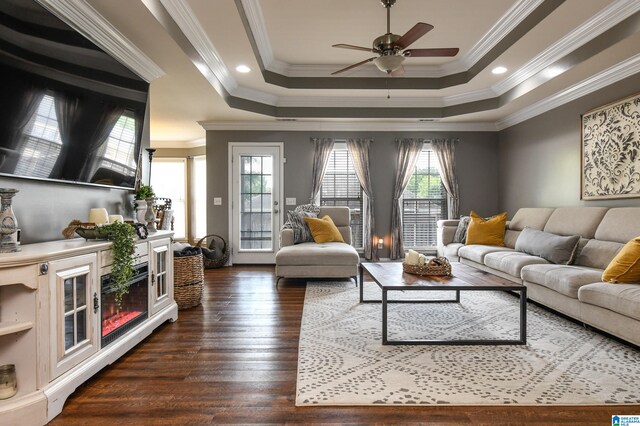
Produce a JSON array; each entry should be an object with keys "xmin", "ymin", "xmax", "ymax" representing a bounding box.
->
[
  {"xmin": 281, "ymin": 204, "xmax": 320, "ymax": 230},
  {"xmin": 453, "ymin": 216, "xmax": 470, "ymax": 243},
  {"xmin": 287, "ymin": 210, "xmax": 317, "ymax": 244}
]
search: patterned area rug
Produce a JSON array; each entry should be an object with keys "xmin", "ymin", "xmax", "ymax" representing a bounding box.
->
[{"xmin": 296, "ymin": 282, "xmax": 640, "ymax": 406}]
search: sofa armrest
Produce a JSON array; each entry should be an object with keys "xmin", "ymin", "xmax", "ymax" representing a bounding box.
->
[
  {"xmin": 437, "ymin": 219, "xmax": 459, "ymax": 251},
  {"xmin": 280, "ymin": 229, "xmax": 294, "ymax": 247}
]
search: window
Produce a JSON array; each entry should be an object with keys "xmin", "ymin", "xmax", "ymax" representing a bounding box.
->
[
  {"xmin": 14, "ymin": 94, "xmax": 62, "ymax": 178},
  {"xmin": 192, "ymin": 156, "xmax": 207, "ymax": 240},
  {"xmin": 402, "ymin": 148, "xmax": 447, "ymax": 249},
  {"xmin": 93, "ymin": 114, "xmax": 137, "ymax": 178},
  {"xmin": 320, "ymin": 143, "xmax": 363, "ymax": 248},
  {"xmin": 150, "ymin": 159, "xmax": 187, "ymax": 239}
]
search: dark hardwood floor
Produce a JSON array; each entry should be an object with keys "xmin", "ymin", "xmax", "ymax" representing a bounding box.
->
[{"xmin": 51, "ymin": 265, "xmax": 639, "ymax": 425}]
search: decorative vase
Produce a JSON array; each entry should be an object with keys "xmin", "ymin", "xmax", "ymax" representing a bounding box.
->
[
  {"xmin": 0, "ymin": 188, "xmax": 20, "ymax": 253},
  {"xmin": 145, "ymin": 197, "xmax": 157, "ymax": 233},
  {"xmin": 135, "ymin": 204, "xmax": 147, "ymax": 223}
]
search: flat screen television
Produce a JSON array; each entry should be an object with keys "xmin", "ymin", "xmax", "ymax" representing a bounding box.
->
[{"xmin": 0, "ymin": 0, "xmax": 149, "ymax": 190}]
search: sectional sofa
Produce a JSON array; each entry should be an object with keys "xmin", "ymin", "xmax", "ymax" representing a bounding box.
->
[{"xmin": 437, "ymin": 207, "xmax": 640, "ymax": 347}]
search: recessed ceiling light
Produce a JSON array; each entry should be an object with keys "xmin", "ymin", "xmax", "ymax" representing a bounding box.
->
[
  {"xmin": 235, "ymin": 65, "xmax": 251, "ymax": 73},
  {"xmin": 492, "ymin": 66, "xmax": 508, "ymax": 75}
]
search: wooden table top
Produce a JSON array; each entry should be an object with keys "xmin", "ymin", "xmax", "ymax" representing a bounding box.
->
[{"xmin": 361, "ymin": 262, "xmax": 525, "ymax": 290}]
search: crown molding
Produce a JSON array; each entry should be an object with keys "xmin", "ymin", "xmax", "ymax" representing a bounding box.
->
[
  {"xmin": 161, "ymin": 0, "xmax": 279, "ymax": 105},
  {"xmin": 159, "ymin": 0, "xmax": 236, "ymax": 92},
  {"xmin": 492, "ymin": 0, "xmax": 640, "ymax": 94},
  {"xmin": 442, "ymin": 0, "xmax": 544, "ymax": 74},
  {"xmin": 36, "ymin": 0, "xmax": 165, "ymax": 82},
  {"xmin": 497, "ymin": 54, "xmax": 640, "ymax": 130},
  {"xmin": 242, "ymin": 0, "xmax": 540, "ymax": 78},
  {"xmin": 198, "ymin": 120, "xmax": 497, "ymax": 132}
]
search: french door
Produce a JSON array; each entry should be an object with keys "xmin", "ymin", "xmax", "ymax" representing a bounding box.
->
[{"xmin": 230, "ymin": 144, "xmax": 283, "ymax": 263}]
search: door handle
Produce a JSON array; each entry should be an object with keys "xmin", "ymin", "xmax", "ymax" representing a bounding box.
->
[
  {"xmin": 274, "ymin": 209, "xmax": 279, "ymax": 214},
  {"xmin": 93, "ymin": 292, "xmax": 99, "ymax": 314},
  {"xmin": 151, "ymin": 272, "xmax": 156, "ymax": 286}
]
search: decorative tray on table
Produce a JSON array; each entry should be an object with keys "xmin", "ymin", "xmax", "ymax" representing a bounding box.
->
[
  {"xmin": 62, "ymin": 220, "xmax": 108, "ymax": 240},
  {"xmin": 402, "ymin": 257, "xmax": 452, "ymax": 277},
  {"xmin": 74, "ymin": 226, "xmax": 109, "ymax": 240}
]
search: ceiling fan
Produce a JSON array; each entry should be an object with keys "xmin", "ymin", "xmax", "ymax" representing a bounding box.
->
[{"xmin": 331, "ymin": 0, "xmax": 459, "ymax": 76}]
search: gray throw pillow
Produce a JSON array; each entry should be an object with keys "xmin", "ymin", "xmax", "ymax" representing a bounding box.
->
[
  {"xmin": 287, "ymin": 210, "xmax": 316, "ymax": 244},
  {"xmin": 515, "ymin": 227, "xmax": 580, "ymax": 264},
  {"xmin": 281, "ymin": 204, "xmax": 320, "ymax": 231},
  {"xmin": 453, "ymin": 216, "xmax": 470, "ymax": 243}
]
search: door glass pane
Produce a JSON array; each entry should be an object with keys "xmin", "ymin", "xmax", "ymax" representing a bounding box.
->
[
  {"xmin": 64, "ymin": 278, "xmax": 74, "ymax": 312},
  {"xmin": 239, "ymin": 155, "xmax": 273, "ymax": 251},
  {"xmin": 76, "ymin": 275, "xmax": 86, "ymax": 307},
  {"xmin": 64, "ymin": 314, "xmax": 74, "ymax": 350},
  {"xmin": 76, "ymin": 309, "xmax": 86, "ymax": 342}
]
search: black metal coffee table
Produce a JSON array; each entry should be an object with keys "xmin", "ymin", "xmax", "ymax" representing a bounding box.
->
[{"xmin": 359, "ymin": 262, "xmax": 527, "ymax": 345}]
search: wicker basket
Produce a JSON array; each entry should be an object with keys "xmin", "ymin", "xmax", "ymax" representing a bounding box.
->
[
  {"xmin": 174, "ymin": 253, "xmax": 204, "ymax": 309},
  {"xmin": 403, "ymin": 257, "xmax": 452, "ymax": 277},
  {"xmin": 196, "ymin": 234, "xmax": 230, "ymax": 269}
]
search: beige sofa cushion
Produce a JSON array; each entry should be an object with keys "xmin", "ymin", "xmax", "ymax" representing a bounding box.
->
[
  {"xmin": 543, "ymin": 207, "xmax": 608, "ymax": 239},
  {"xmin": 574, "ymin": 240, "xmax": 624, "ymax": 270},
  {"xmin": 318, "ymin": 206, "xmax": 352, "ymax": 245},
  {"xmin": 578, "ymin": 282, "xmax": 640, "ymax": 321},
  {"xmin": 521, "ymin": 264, "xmax": 603, "ymax": 298},
  {"xmin": 594, "ymin": 207, "xmax": 640, "ymax": 243},
  {"xmin": 442, "ymin": 243, "xmax": 464, "ymax": 258},
  {"xmin": 508, "ymin": 207, "xmax": 555, "ymax": 231},
  {"xmin": 504, "ymin": 229, "xmax": 520, "ymax": 249},
  {"xmin": 275, "ymin": 242, "xmax": 359, "ymax": 266},
  {"xmin": 484, "ymin": 251, "xmax": 549, "ymax": 277},
  {"xmin": 458, "ymin": 245, "xmax": 513, "ymax": 264}
]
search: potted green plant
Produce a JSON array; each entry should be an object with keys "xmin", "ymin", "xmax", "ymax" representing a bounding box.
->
[
  {"xmin": 102, "ymin": 221, "xmax": 137, "ymax": 308},
  {"xmin": 134, "ymin": 185, "xmax": 154, "ymax": 223}
]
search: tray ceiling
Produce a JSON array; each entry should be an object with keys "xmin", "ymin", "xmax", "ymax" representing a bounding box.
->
[{"xmin": 53, "ymin": 0, "xmax": 640, "ymax": 146}]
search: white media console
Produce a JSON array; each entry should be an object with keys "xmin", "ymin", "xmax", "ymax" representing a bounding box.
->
[{"xmin": 0, "ymin": 230, "xmax": 178, "ymax": 425}]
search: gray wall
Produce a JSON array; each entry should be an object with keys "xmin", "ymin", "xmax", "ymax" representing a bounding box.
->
[
  {"xmin": 498, "ymin": 74, "xmax": 640, "ymax": 217},
  {"xmin": 0, "ymin": 97, "xmax": 151, "ymax": 245},
  {"xmin": 206, "ymin": 130, "xmax": 499, "ymax": 258}
]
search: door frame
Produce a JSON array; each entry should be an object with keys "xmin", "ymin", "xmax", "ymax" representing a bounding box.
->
[{"xmin": 227, "ymin": 142, "xmax": 284, "ymax": 264}]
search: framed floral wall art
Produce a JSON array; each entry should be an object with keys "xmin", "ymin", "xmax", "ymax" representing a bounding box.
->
[{"xmin": 581, "ymin": 92, "xmax": 640, "ymax": 200}]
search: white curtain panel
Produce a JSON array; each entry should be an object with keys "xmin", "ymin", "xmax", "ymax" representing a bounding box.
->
[
  {"xmin": 390, "ymin": 139, "xmax": 424, "ymax": 259},
  {"xmin": 431, "ymin": 138, "xmax": 460, "ymax": 219},
  {"xmin": 309, "ymin": 138, "xmax": 334, "ymax": 203},
  {"xmin": 346, "ymin": 138, "xmax": 377, "ymax": 261}
]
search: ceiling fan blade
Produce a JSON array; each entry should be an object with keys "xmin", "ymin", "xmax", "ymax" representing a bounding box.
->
[
  {"xmin": 331, "ymin": 57, "xmax": 376, "ymax": 75},
  {"xmin": 390, "ymin": 65, "xmax": 405, "ymax": 77},
  {"xmin": 332, "ymin": 44, "xmax": 378, "ymax": 53},
  {"xmin": 404, "ymin": 48, "xmax": 460, "ymax": 57},
  {"xmin": 394, "ymin": 22, "xmax": 434, "ymax": 49}
]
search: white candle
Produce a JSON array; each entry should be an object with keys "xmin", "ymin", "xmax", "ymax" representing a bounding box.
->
[
  {"xmin": 108, "ymin": 214, "xmax": 124, "ymax": 224},
  {"xmin": 88, "ymin": 208, "xmax": 109, "ymax": 225}
]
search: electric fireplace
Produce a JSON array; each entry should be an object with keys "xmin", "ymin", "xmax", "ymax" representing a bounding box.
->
[{"xmin": 101, "ymin": 263, "xmax": 149, "ymax": 347}]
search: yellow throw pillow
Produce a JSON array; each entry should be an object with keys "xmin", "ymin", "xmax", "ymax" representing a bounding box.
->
[
  {"xmin": 602, "ymin": 236, "xmax": 640, "ymax": 283},
  {"xmin": 465, "ymin": 211, "xmax": 507, "ymax": 246},
  {"xmin": 304, "ymin": 215, "xmax": 345, "ymax": 243}
]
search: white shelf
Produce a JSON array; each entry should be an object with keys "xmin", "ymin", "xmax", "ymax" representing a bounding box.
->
[{"xmin": 0, "ymin": 321, "xmax": 33, "ymax": 337}]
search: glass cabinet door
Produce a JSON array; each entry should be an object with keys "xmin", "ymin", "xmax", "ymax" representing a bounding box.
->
[
  {"xmin": 49, "ymin": 253, "xmax": 98, "ymax": 380},
  {"xmin": 149, "ymin": 239, "xmax": 172, "ymax": 315}
]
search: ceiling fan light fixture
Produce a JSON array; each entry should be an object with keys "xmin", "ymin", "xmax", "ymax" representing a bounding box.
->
[{"xmin": 373, "ymin": 55, "xmax": 405, "ymax": 73}]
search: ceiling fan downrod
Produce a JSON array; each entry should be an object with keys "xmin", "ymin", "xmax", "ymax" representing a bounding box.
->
[{"xmin": 381, "ymin": 0, "xmax": 396, "ymax": 34}]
